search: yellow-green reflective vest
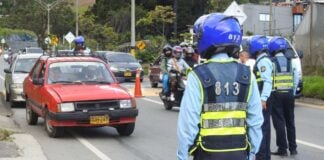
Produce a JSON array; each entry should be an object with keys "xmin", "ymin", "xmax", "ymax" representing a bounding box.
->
[
  {"xmin": 190, "ymin": 60, "xmax": 252, "ymax": 156},
  {"xmin": 272, "ymin": 55, "xmax": 293, "ymax": 91}
]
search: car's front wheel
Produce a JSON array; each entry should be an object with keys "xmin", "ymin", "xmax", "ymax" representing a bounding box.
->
[
  {"xmin": 44, "ymin": 110, "xmax": 64, "ymax": 138},
  {"xmin": 116, "ymin": 123, "xmax": 135, "ymax": 136},
  {"xmin": 26, "ymin": 104, "xmax": 38, "ymax": 125}
]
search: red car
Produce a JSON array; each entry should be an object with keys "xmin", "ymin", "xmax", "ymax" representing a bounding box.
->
[{"xmin": 23, "ymin": 56, "xmax": 138, "ymax": 137}]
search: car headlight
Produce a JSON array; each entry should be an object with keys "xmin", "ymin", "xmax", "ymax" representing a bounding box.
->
[
  {"xmin": 11, "ymin": 83, "xmax": 23, "ymax": 89},
  {"xmin": 58, "ymin": 103, "xmax": 75, "ymax": 112},
  {"xmin": 110, "ymin": 66, "xmax": 118, "ymax": 72},
  {"xmin": 120, "ymin": 100, "xmax": 132, "ymax": 109}
]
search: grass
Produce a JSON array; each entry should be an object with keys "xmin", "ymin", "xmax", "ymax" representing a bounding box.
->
[
  {"xmin": 303, "ymin": 76, "xmax": 324, "ymax": 100},
  {"xmin": 0, "ymin": 129, "xmax": 13, "ymax": 141}
]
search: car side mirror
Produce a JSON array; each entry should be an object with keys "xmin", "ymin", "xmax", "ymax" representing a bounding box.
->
[
  {"xmin": 32, "ymin": 78, "xmax": 44, "ymax": 85},
  {"xmin": 297, "ymin": 50, "xmax": 304, "ymax": 59},
  {"xmin": 4, "ymin": 68, "xmax": 11, "ymax": 73}
]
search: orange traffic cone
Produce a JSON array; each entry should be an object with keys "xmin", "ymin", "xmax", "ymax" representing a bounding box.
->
[{"xmin": 134, "ymin": 68, "xmax": 142, "ymax": 97}]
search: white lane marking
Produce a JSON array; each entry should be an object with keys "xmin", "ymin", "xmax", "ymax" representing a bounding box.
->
[
  {"xmin": 0, "ymin": 75, "xmax": 4, "ymax": 80},
  {"xmin": 141, "ymin": 97, "xmax": 163, "ymax": 105},
  {"xmin": 142, "ymin": 98, "xmax": 324, "ymax": 152},
  {"xmin": 297, "ymin": 139, "xmax": 324, "ymax": 151},
  {"xmin": 70, "ymin": 131, "xmax": 112, "ymax": 160}
]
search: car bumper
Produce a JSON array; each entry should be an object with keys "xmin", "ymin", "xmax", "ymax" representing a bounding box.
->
[
  {"xmin": 113, "ymin": 71, "xmax": 144, "ymax": 81},
  {"xmin": 48, "ymin": 108, "xmax": 138, "ymax": 127},
  {"xmin": 10, "ymin": 88, "xmax": 25, "ymax": 102},
  {"xmin": 149, "ymin": 74, "xmax": 162, "ymax": 83},
  {"xmin": 295, "ymin": 80, "xmax": 303, "ymax": 98}
]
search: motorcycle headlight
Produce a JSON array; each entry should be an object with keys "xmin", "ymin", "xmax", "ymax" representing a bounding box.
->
[
  {"xmin": 120, "ymin": 100, "xmax": 132, "ymax": 109},
  {"xmin": 58, "ymin": 103, "xmax": 75, "ymax": 112},
  {"xmin": 11, "ymin": 83, "xmax": 23, "ymax": 89}
]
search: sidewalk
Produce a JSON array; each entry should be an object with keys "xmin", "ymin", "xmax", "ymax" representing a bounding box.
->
[{"xmin": 0, "ymin": 93, "xmax": 47, "ymax": 160}]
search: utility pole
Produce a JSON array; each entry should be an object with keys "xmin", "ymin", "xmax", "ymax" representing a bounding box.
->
[
  {"xmin": 34, "ymin": 0, "xmax": 65, "ymax": 35},
  {"xmin": 131, "ymin": 0, "xmax": 135, "ymax": 57},
  {"xmin": 75, "ymin": 0, "xmax": 79, "ymax": 37},
  {"xmin": 269, "ymin": 0, "xmax": 273, "ymax": 36}
]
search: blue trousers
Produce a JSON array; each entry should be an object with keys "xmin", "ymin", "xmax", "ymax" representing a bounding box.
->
[
  {"xmin": 162, "ymin": 73, "xmax": 169, "ymax": 94},
  {"xmin": 271, "ymin": 91, "xmax": 297, "ymax": 153},
  {"xmin": 256, "ymin": 96, "xmax": 272, "ymax": 160}
]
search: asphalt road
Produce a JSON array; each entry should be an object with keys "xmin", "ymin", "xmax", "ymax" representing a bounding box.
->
[{"xmin": 0, "ymin": 56, "xmax": 324, "ymax": 160}]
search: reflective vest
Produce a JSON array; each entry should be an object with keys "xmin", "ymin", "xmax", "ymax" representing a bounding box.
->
[
  {"xmin": 190, "ymin": 60, "xmax": 252, "ymax": 159},
  {"xmin": 272, "ymin": 55, "xmax": 293, "ymax": 92},
  {"xmin": 253, "ymin": 55, "xmax": 274, "ymax": 92}
]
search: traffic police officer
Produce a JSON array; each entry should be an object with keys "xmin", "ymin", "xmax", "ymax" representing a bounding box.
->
[
  {"xmin": 73, "ymin": 36, "xmax": 91, "ymax": 55},
  {"xmin": 177, "ymin": 13, "xmax": 264, "ymax": 160},
  {"xmin": 269, "ymin": 36, "xmax": 299, "ymax": 156},
  {"xmin": 248, "ymin": 35, "xmax": 273, "ymax": 160}
]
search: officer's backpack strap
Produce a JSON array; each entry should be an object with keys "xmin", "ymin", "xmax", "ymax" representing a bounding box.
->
[
  {"xmin": 287, "ymin": 58, "xmax": 292, "ymax": 72},
  {"xmin": 272, "ymin": 57, "xmax": 281, "ymax": 72},
  {"xmin": 193, "ymin": 64, "xmax": 217, "ymax": 104},
  {"xmin": 193, "ymin": 64, "xmax": 216, "ymax": 88},
  {"xmin": 236, "ymin": 63, "xmax": 251, "ymax": 102}
]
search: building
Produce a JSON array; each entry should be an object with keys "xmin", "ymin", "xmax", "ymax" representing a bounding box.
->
[{"xmin": 240, "ymin": 3, "xmax": 293, "ymax": 36}]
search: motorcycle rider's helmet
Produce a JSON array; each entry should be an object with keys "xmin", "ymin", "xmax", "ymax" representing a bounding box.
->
[
  {"xmin": 269, "ymin": 36, "xmax": 287, "ymax": 56},
  {"xmin": 193, "ymin": 13, "xmax": 242, "ymax": 59},
  {"xmin": 180, "ymin": 42, "xmax": 189, "ymax": 48},
  {"xmin": 172, "ymin": 46, "xmax": 183, "ymax": 60},
  {"xmin": 185, "ymin": 47, "xmax": 195, "ymax": 58},
  {"xmin": 247, "ymin": 35, "xmax": 268, "ymax": 58},
  {"xmin": 162, "ymin": 44, "xmax": 172, "ymax": 57},
  {"xmin": 74, "ymin": 36, "xmax": 85, "ymax": 46}
]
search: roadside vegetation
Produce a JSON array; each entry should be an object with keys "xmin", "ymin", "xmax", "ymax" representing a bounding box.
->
[
  {"xmin": 302, "ymin": 66, "xmax": 324, "ymax": 100},
  {"xmin": 0, "ymin": 129, "xmax": 13, "ymax": 141}
]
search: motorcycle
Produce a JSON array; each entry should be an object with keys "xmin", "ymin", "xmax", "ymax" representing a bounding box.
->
[{"xmin": 159, "ymin": 69, "xmax": 187, "ymax": 110}]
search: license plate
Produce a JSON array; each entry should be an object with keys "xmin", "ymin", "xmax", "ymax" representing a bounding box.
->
[
  {"xmin": 124, "ymin": 71, "xmax": 132, "ymax": 77},
  {"xmin": 90, "ymin": 115, "xmax": 109, "ymax": 125}
]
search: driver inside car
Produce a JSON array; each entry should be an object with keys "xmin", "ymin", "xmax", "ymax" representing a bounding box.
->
[{"xmin": 48, "ymin": 67, "xmax": 63, "ymax": 84}]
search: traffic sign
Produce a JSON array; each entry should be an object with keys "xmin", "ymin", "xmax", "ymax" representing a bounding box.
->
[
  {"xmin": 64, "ymin": 32, "xmax": 75, "ymax": 44},
  {"xmin": 136, "ymin": 41, "xmax": 146, "ymax": 50},
  {"xmin": 1, "ymin": 38, "xmax": 5, "ymax": 44},
  {"xmin": 224, "ymin": 1, "xmax": 247, "ymax": 25}
]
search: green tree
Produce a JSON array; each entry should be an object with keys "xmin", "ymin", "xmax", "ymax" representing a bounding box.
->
[
  {"xmin": 137, "ymin": 5, "xmax": 176, "ymax": 37},
  {"xmin": 0, "ymin": 0, "xmax": 74, "ymax": 47}
]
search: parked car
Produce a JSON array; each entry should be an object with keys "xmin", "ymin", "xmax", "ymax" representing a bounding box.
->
[
  {"xmin": 94, "ymin": 51, "xmax": 144, "ymax": 82},
  {"xmin": 148, "ymin": 55, "xmax": 162, "ymax": 88},
  {"xmin": 23, "ymin": 56, "xmax": 138, "ymax": 137},
  {"xmin": 4, "ymin": 54, "xmax": 42, "ymax": 106},
  {"xmin": 21, "ymin": 47, "xmax": 43, "ymax": 54}
]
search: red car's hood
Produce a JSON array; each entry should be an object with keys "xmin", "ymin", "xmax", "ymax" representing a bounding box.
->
[{"xmin": 49, "ymin": 84, "xmax": 131, "ymax": 102}]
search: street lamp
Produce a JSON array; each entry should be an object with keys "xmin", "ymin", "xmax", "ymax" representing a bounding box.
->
[{"xmin": 33, "ymin": 0, "xmax": 65, "ymax": 35}]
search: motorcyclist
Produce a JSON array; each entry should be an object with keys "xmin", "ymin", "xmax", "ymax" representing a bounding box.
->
[
  {"xmin": 160, "ymin": 44, "xmax": 173, "ymax": 98},
  {"xmin": 73, "ymin": 36, "xmax": 91, "ymax": 55},
  {"xmin": 167, "ymin": 45, "xmax": 190, "ymax": 101},
  {"xmin": 183, "ymin": 47, "xmax": 197, "ymax": 68}
]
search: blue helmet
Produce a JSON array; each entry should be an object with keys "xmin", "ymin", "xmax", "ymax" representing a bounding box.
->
[
  {"xmin": 74, "ymin": 36, "xmax": 85, "ymax": 45},
  {"xmin": 269, "ymin": 36, "xmax": 287, "ymax": 56},
  {"xmin": 247, "ymin": 35, "xmax": 268, "ymax": 58},
  {"xmin": 193, "ymin": 13, "xmax": 242, "ymax": 58}
]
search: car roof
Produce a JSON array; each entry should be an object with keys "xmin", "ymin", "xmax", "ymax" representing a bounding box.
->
[
  {"xmin": 95, "ymin": 51, "xmax": 130, "ymax": 55},
  {"xmin": 40, "ymin": 56, "xmax": 105, "ymax": 63},
  {"xmin": 16, "ymin": 54, "xmax": 42, "ymax": 59}
]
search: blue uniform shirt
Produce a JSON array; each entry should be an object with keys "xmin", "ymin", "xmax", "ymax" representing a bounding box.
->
[
  {"xmin": 275, "ymin": 53, "xmax": 299, "ymax": 95},
  {"xmin": 177, "ymin": 53, "xmax": 264, "ymax": 160},
  {"xmin": 256, "ymin": 53, "xmax": 273, "ymax": 101}
]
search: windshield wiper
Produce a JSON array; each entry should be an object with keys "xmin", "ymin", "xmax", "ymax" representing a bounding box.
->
[
  {"xmin": 52, "ymin": 80, "xmax": 74, "ymax": 84},
  {"xmin": 15, "ymin": 70, "xmax": 29, "ymax": 73},
  {"xmin": 82, "ymin": 80, "xmax": 111, "ymax": 84}
]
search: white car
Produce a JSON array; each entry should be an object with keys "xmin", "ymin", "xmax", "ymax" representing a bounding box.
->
[{"xmin": 4, "ymin": 54, "xmax": 41, "ymax": 106}]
